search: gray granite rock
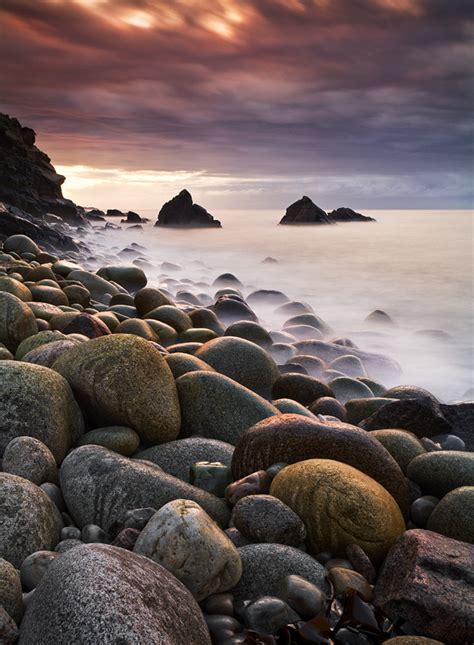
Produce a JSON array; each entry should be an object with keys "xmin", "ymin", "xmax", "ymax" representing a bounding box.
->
[
  {"xmin": 19, "ymin": 544, "xmax": 211, "ymax": 644},
  {"xmin": 232, "ymin": 495, "xmax": 306, "ymax": 546},
  {"xmin": 59, "ymin": 445, "xmax": 230, "ymax": 532},
  {"xmin": 232, "ymin": 543, "xmax": 328, "ymax": 602},
  {"xmin": 2, "ymin": 436, "xmax": 58, "ymax": 485},
  {"xmin": 0, "ymin": 473, "xmax": 62, "ymax": 567},
  {"xmin": 0, "ymin": 558, "xmax": 23, "ymax": 623},
  {"xmin": 135, "ymin": 437, "xmax": 234, "ymax": 481}
]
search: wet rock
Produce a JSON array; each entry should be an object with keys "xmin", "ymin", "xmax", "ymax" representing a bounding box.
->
[
  {"xmin": 59, "ymin": 445, "xmax": 230, "ymax": 532},
  {"xmin": 365, "ymin": 309, "xmax": 395, "ymax": 325},
  {"xmin": 232, "ymin": 414, "xmax": 409, "ymax": 513},
  {"xmin": 308, "ymin": 396, "xmax": 347, "ymax": 420},
  {"xmin": 0, "ymin": 473, "xmax": 62, "ymax": 567},
  {"xmin": 271, "ymin": 459, "xmax": 405, "ymax": 564},
  {"xmin": 410, "ymin": 495, "xmax": 439, "ymax": 528},
  {"xmin": 273, "ymin": 398, "xmax": 316, "ymax": 418},
  {"xmin": 0, "ymin": 275, "xmax": 32, "ymax": 301},
  {"xmin": 225, "ymin": 471, "xmax": 271, "ymax": 506},
  {"xmin": 67, "ymin": 269, "xmax": 120, "ymax": 303},
  {"xmin": 224, "ymin": 321, "xmax": 272, "ymax": 348},
  {"xmin": 96, "ymin": 265, "xmax": 147, "ymax": 293},
  {"xmin": 213, "ymin": 296, "xmax": 258, "ymax": 324},
  {"xmin": 373, "ymin": 529, "xmax": 474, "ymax": 645},
  {"xmin": 361, "ymin": 397, "xmax": 451, "ymax": 437},
  {"xmin": 53, "ymin": 334, "xmax": 180, "ymax": 445},
  {"xmin": 134, "ymin": 499, "xmax": 241, "ymax": 600},
  {"xmin": 327, "ymin": 567, "xmax": 373, "ymax": 601},
  {"xmin": 0, "ymin": 361, "xmax": 83, "ymax": 462},
  {"xmin": 19, "ymin": 544, "xmax": 212, "ymax": 644},
  {"xmin": 329, "ymin": 376, "xmax": 374, "ymax": 404},
  {"xmin": 62, "ymin": 312, "xmax": 111, "ymax": 338},
  {"xmin": 20, "ymin": 550, "xmax": 60, "ymax": 591},
  {"xmin": 176, "ymin": 370, "xmax": 279, "ymax": 445},
  {"xmin": 241, "ymin": 596, "xmax": 300, "ymax": 634},
  {"xmin": 232, "ymin": 543, "xmax": 327, "ymax": 602},
  {"xmin": 276, "ymin": 574, "xmax": 326, "ymax": 619}
]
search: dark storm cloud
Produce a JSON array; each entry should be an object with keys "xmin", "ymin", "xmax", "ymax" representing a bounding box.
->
[{"xmin": 0, "ymin": 0, "xmax": 472, "ymax": 206}]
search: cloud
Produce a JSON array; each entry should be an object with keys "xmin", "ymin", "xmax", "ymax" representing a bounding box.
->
[{"xmin": 0, "ymin": 0, "xmax": 472, "ymax": 207}]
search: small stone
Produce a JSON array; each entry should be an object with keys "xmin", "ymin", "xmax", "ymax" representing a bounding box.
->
[
  {"xmin": 430, "ymin": 433, "xmax": 465, "ymax": 450},
  {"xmin": 225, "ymin": 471, "xmax": 271, "ymax": 506},
  {"xmin": 410, "ymin": 495, "xmax": 439, "ymax": 528},
  {"xmin": 277, "ymin": 574, "xmax": 327, "ymax": 619},
  {"xmin": 111, "ymin": 528, "xmax": 140, "ymax": 550},
  {"xmin": 81, "ymin": 524, "xmax": 110, "ymax": 544},
  {"xmin": 204, "ymin": 614, "xmax": 242, "ymax": 641},
  {"xmin": 54, "ymin": 539, "xmax": 83, "ymax": 553},
  {"xmin": 0, "ymin": 607, "xmax": 18, "ymax": 644},
  {"xmin": 190, "ymin": 461, "xmax": 233, "ymax": 497},
  {"xmin": 20, "ymin": 551, "xmax": 60, "ymax": 591},
  {"xmin": 241, "ymin": 596, "xmax": 300, "ymax": 634},
  {"xmin": 266, "ymin": 462, "xmax": 288, "ymax": 479},
  {"xmin": 325, "ymin": 558, "xmax": 354, "ymax": 571},
  {"xmin": 119, "ymin": 507, "xmax": 156, "ymax": 533},
  {"xmin": 327, "ymin": 567, "xmax": 373, "ymax": 601},
  {"xmin": 345, "ymin": 544, "xmax": 376, "ymax": 584},
  {"xmin": 61, "ymin": 527, "xmax": 81, "ymax": 541},
  {"xmin": 201, "ymin": 592, "xmax": 234, "ymax": 616},
  {"xmin": 76, "ymin": 426, "xmax": 140, "ymax": 457},
  {"xmin": 224, "ymin": 528, "xmax": 251, "ymax": 548}
]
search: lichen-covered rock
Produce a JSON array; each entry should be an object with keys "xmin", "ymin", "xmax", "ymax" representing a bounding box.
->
[
  {"xmin": 176, "ymin": 371, "xmax": 279, "ymax": 445},
  {"xmin": 373, "ymin": 529, "xmax": 474, "ymax": 645},
  {"xmin": 19, "ymin": 544, "xmax": 212, "ymax": 644},
  {"xmin": 232, "ymin": 414, "xmax": 409, "ymax": 514},
  {"xmin": 271, "ymin": 459, "xmax": 405, "ymax": 564},
  {"xmin": 53, "ymin": 334, "xmax": 180, "ymax": 445},
  {"xmin": 134, "ymin": 499, "xmax": 241, "ymax": 601},
  {"xmin": 60, "ymin": 446, "xmax": 230, "ymax": 532},
  {"xmin": 0, "ymin": 291, "xmax": 38, "ymax": 352},
  {"xmin": 0, "ymin": 361, "xmax": 83, "ymax": 462},
  {"xmin": 0, "ymin": 473, "xmax": 62, "ymax": 567}
]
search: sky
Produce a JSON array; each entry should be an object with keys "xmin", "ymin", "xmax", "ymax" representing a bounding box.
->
[{"xmin": 1, "ymin": 0, "xmax": 473, "ymax": 212}]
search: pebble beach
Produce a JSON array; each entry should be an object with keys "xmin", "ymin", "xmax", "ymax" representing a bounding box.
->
[{"xmin": 0, "ymin": 225, "xmax": 473, "ymax": 644}]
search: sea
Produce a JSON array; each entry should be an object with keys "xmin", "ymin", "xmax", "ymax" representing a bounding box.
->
[{"xmin": 81, "ymin": 209, "xmax": 474, "ymax": 402}]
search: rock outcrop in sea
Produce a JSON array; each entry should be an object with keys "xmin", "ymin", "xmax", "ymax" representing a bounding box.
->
[
  {"xmin": 155, "ymin": 189, "xmax": 222, "ymax": 228},
  {"xmin": 280, "ymin": 197, "xmax": 376, "ymax": 224}
]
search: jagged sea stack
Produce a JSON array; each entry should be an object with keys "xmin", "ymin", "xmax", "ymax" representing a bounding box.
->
[
  {"xmin": 279, "ymin": 196, "xmax": 334, "ymax": 225},
  {"xmin": 328, "ymin": 207, "xmax": 376, "ymax": 222},
  {"xmin": 155, "ymin": 190, "xmax": 221, "ymax": 228}
]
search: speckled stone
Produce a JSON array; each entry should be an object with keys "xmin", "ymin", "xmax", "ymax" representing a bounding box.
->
[
  {"xmin": 0, "ymin": 558, "xmax": 23, "ymax": 623},
  {"xmin": 231, "ymin": 495, "xmax": 306, "ymax": 546},
  {"xmin": 2, "ymin": 437, "xmax": 58, "ymax": 485},
  {"xmin": 426, "ymin": 486, "xmax": 474, "ymax": 543},
  {"xmin": 19, "ymin": 544, "xmax": 212, "ymax": 644},
  {"xmin": 407, "ymin": 451, "xmax": 474, "ymax": 497},
  {"xmin": 232, "ymin": 543, "xmax": 328, "ymax": 602}
]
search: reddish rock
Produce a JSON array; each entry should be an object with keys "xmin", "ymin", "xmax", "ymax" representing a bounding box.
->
[
  {"xmin": 111, "ymin": 528, "xmax": 140, "ymax": 551},
  {"xmin": 346, "ymin": 543, "xmax": 376, "ymax": 584},
  {"xmin": 225, "ymin": 470, "xmax": 271, "ymax": 506},
  {"xmin": 63, "ymin": 313, "xmax": 111, "ymax": 339},
  {"xmin": 0, "ymin": 607, "xmax": 18, "ymax": 644},
  {"xmin": 373, "ymin": 529, "xmax": 474, "ymax": 644}
]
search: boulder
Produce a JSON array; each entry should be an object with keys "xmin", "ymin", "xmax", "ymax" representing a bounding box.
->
[
  {"xmin": 176, "ymin": 371, "xmax": 279, "ymax": 445},
  {"xmin": 271, "ymin": 459, "xmax": 405, "ymax": 564},
  {"xmin": 328, "ymin": 207, "xmax": 375, "ymax": 222},
  {"xmin": 2, "ymin": 436, "xmax": 58, "ymax": 485},
  {"xmin": 155, "ymin": 189, "xmax": 221, "ymax": 228},
  {"xmin": 232, "ymin": 543, "xmax": 327, "ymax": 601},
  {"xmin": 19, "ymin": 544, "xmax": 211, "ymax": 644},
  {"xmin": 59, "ymin": 446, "xmax": 230, "ymax": 532},
  {"xmin": 373, "ymin": 529, "xmax": 474, "ymax": 644},
  {"xmin": 271, "ymin": 372, "xmax": 332, "ymax": 406},
  {"xmin": 0, "ymin": 361, "xmax": 83, "ymax": 462},
  {"xmin": 67, "ymin": 269, "xmax": 120, "ymax": 304},
  {"xmin": 231, "ymin": 494, "xmax": 306, "ymax": 546},
  {"xmin": 135, "ymin": 437, "xmax": 234, "ymax": 481},
  {"xmin": 369, "ymin": 429, "xmax": 426, "ymax": 474},
  {"xmin": 407, "ymin": 451, "xmax": 474, "ymax": 497},
  {"xmin": 0, "ymin": 291, "xmax": 38, "ymax": 352},
  {"xmin": 0, "ymin": 473, "xmax": 62, "ymax": 567},
  {"xmin": 53, "ymin": 334, "xmax": 180, "ymax": 445},
  {"xmin": 195, "ymin": 336, "xmax": 279, "ymax": 398},
  {"xmin": 165, "ymin": 352, "xmax": 215, "ymax": 379},
  {"xmin": 232, "ymin": 414, "xmax": 409, "ymax": 513},
  {"xmin": 426, "ymin": 486, "xmax": 474, "ymax": 543},
  {"xmin": 360, "ymin": 398, "xmax": 451, "ymax": 437},
  {"xmin": 96, "ymin": 265, "xmax": 147, "ymax": 293},
  {"xmin": 279, "ymin": 196, "xmax": 334, "ymax": 225},
  {"xmin": 134, "ymin": 499, "xmax": 241, "ymax": 600}
]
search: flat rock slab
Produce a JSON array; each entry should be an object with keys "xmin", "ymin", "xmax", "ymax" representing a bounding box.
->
[{"xmin": 373, "ymin": 529, "xmax": 474, "ymax": 645}]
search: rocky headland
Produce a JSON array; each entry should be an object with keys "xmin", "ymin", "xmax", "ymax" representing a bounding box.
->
[{"xmin": 0, "ymin": 115, "xmax": 472, "ymax": 645}]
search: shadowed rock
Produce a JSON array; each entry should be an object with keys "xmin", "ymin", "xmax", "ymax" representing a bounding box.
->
[
  {"xmin": 155, "ymin": 189, "xmax": 221, "ymax": 228},
  {"xmin": 280, "ymin": 196, "xmax": 334, "ymax": 225},
  {"xmin": 328, "ymin": 207, "xmax": 376, "ymax": 222}
]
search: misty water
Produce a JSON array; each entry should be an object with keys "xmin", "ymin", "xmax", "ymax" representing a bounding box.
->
[{"xmin": 82, "ymin": 209, "xmax": 473, "ymax": 401}]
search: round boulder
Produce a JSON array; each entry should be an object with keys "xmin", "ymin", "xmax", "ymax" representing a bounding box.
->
[
  {"xmin": 0, "ymin": 361, "xmax": 83, "ymax": 462},
  {"xmin": 134, "ymin": 499, "xmax": 242, "ymax": 601},
  {"xmin": 52, "ymin": 334, "xmax": 180, "ymax": 445},
  {"xmin": 18, "ymin": 544, "xmax": 211, "ymax": 644},
  {"xmin": 0, "ymin": 473, "xmax": 62, "ymax": 568},
  {"xmin": 270, "ymin": 459, "xmax": 405, "ymax": 564},
  {"xmin": 407, "ymin": 451, "xmax": 474, "ymax": 497},
  {"xmin": 426, "ymin": 487, "xmax": 474, "ymax": 543},
  {"xmin": 2, "ymin": 437, "xmax": 58, "ymax": 485},
  {"xmin": 0, "ymin": 292, "xmax": 38, "ymax": 352}
]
